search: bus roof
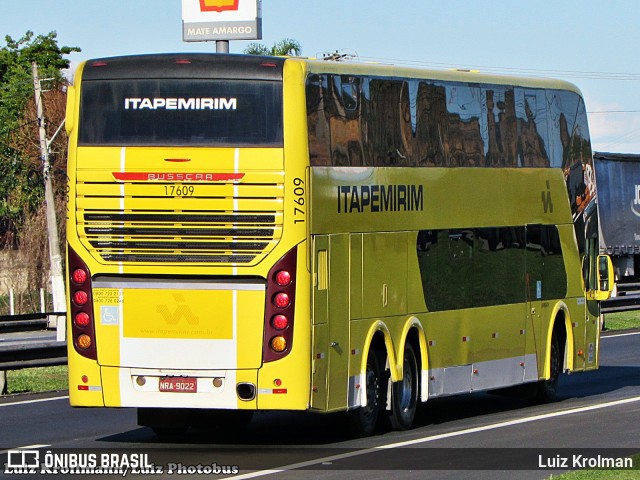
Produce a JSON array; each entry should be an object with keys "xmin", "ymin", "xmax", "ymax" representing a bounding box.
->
[
  {"xmin": 293, "ymin": 57, "xmax": 583, "ymax": 96},
  {"xmin": 80, "ymin": 53, "xmax": 285, "ymax": 81},
  {"xmin": 77, "ymin": 53, "xmax": 582, "ymax": 96}
]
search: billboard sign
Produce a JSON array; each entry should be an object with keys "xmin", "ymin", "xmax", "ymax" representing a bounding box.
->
[{"xmin": 182, "ymin": 0, "xmax": 262, "ymax": 42}]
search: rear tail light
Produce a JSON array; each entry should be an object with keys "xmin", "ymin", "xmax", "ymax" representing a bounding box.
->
[
  {"xmin": 77, "ymin": 334, "xmax": 92, "ymax": 350},
  {"xmin": 67, "ymin": 245, "xmax": 97, "ymax": 360},
  {"xmin": 274, "ymin": 270, "xmax": 291, "ymax": 286},
  {"xmin": 273, "ymin": 292, "xmax": 290, "ymax": 308},
  {"xmin": 270, "ymin": 336, "xmax": 287, "ymax": 352},
  {"xmin": 271, "ymin": 314, "xmax": 288, "ymax": 330},
  {"xmin": 72, "ymin": 269, "xmax": 87, "ymax": 285},
  {"xmin": 74, "ymin": 312, "xmax": 90, "ymax": 327},
  {"xmin": 73, "ymin": 290, "xmax": 89, "ymax": 306},
  {"xmin": 263, "ymin": 247, "xmax": 297, "ymax": 362}
]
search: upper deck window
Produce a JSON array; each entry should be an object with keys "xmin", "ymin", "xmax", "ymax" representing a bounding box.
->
[{"xmin": 79, "ymin": 79, "xmax": 283, "ymax": 147}]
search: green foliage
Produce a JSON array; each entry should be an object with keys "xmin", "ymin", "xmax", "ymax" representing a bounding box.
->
[
  {"xmin": 548, "ymin": 453, "xmax": 640, "ymax": 479},
  {"xmin": 6, "ymin": 365, "xmax": 68, "ymax": 394},
  {"xmin": 0, "ymin": 31, "xmax": 80, "ymax": 132},
  {"xmin": 604, "ymin": 311, "xmax": 640, "ymax": 331},
  {"xmin": 0, "ymin": 31, "xmax": 79, "ymax": 242},
  {"xmin": 0, "ymin": 144, "xmax": 44, "ymax": 242},
  {"xmin": 244, "ymin": 38, "xmax": 302, "ymax": 56}
]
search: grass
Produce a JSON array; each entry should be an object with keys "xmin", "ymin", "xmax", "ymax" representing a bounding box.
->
[
  {"xmin": 5, "ymin": 365, "xmax": 68, "ymax": 394},
  {"xmin": 549, "ymin": 454, "xmax": 640, "ymax": 479},
  {"xmin": 604, "ymin": 311, "xmax": 640, "ymax": 331}
]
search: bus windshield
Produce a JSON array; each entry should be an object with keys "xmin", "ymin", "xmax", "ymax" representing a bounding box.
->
[{"xmin": 79, "ymin": 79, "xmax": 283, "ymax": 147}]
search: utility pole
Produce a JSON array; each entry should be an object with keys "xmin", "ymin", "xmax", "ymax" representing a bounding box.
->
[{"xmin": 32, "ymin": 62, "xmax": 66, "ymax": 333}]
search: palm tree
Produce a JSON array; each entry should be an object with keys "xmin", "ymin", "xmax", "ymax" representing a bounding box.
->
[{"xmin": 243, "ymin": 38, "xmax": 302, "ymax": 56}]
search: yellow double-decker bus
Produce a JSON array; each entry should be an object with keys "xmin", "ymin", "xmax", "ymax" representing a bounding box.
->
[{"xmin": 65, "ymin": 53, "xmax": 613, "ymax": 435}]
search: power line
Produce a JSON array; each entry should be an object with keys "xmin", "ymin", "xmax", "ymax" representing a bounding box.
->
[
  {"xmin": 356, "ymin": 55, "xmax": 640, "ymax": 81},
  {"xmin": 596, "ymin": 126, "xmax": 640, "ymax": 151},
  {"xmin": 588, "ymin": 110, "xmax": 640, "ymax": 114}
]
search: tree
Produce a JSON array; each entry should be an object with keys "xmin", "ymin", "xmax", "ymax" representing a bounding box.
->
[
  {"xmin": 243, "ymin": 38, "xmax": 302, "ymax": 56},
  {"xmin": 0, "ymin": 31, "xmax": 79, "ymax": 132},
  {"xmin": 0, "ymin": 31, "xmax": 79, "ymax": 245}
]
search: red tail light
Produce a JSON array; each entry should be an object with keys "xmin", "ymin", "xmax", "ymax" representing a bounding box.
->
[
  {"xmin": 72, "ymin": 269, "xmax": 87, "ymax": 285},
  {"xmin": 74, "ymin": 312, "xmax": 90, "ymax": 327},
  {"xmin": 274, "ymin": 270, "xmax": 291, "ymax": 286},
  {"xmin": 263, "ymin": 247, "xmax": 297, "ymax": 363},
  {"xmin": 271, "ymin": 314, "xmax": 288, "ymax": 330},
  {"xmin": 67, "ymin": 245, "xmax": 97, "ymax": 360},
  {"xmin": 273, "ymin": 292, "xmax": 290, "ymax": 308},
  {"xmin": 73, "ymin": 290, "xmax": 89, "ymax": 306}
]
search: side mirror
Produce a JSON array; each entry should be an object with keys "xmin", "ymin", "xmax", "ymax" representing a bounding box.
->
[{"xmin": 592, "ymin": 255, "xmax": 614, "ymax": 301}]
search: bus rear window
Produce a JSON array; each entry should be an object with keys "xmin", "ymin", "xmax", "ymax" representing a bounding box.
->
[{"xmin": 79, "ymin": 79, "xmax": 283, "ymax": 146}]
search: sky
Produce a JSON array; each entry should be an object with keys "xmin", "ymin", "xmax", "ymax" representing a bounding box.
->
[{"xmin": 2, "ymin": 0, "xmax": 640, "ymax": 153}]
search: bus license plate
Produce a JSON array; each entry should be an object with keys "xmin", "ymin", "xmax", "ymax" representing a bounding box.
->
[{"xmin": 159, "ymin": 377, "xmax": 197, "ymax": 393}]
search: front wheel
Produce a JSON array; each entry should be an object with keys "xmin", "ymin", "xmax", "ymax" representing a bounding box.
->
[
  {"xmin": 535, "ymin": 332, "xmax": 561, "ymax": 403},
  {"xmin": 390, "ymin": 343, "xmax": 419, "ymax": 430}
]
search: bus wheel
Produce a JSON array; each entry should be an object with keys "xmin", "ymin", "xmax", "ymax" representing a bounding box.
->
[
  {"xmin": 151, "ymin": 425, "xmax": 188, "ymax": 437},
  {"xmin": 195, "ymin": 410, "xmax": 254, "ymax": 432},
  {"xmin": 138, "ymin": 408, "xmax": 189, "ymax": 437},
  {"xmin": 390, "ymin": 343, "xmax": 419, "ymax": 430},
  {"xmin": 349, "ymin": 348, "xmax": 383, "ymax": 436},
  {"xmin": 536, "ymin": 332, "xmax": 561, "ymax": 403}
]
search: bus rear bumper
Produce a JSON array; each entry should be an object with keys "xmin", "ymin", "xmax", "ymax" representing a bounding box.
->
[{"xmin": 101, "ymin": 366, "xmax": 258, "ymax": 410}]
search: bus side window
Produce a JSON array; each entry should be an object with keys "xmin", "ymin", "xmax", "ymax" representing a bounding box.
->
[
  {"xmin": 599, "ymin": 256, "xmax": 609, "ymax": 291},
  {"xmin": 341, "ymin": 76, "xmax": 358, "ymax": 112}
]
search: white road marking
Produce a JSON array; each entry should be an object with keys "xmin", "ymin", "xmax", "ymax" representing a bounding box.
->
[
  {"xmin": 0, "ymin": 395, "xmax": 68, "ymax": 408},
  {"xmin": 602, "ymin": 331, "xmax": 640, "ymax": 339},
  {"xmin": 232, "ymin": 395, "xmax": 640, "ymax": 479},
  {"xmin": 0, "ymin": 444, "xmax": 50, "ymax": 455}
]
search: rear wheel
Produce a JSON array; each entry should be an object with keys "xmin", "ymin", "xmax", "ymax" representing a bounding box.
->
[
  {"xmin": 195, "ymin": 410, "xmax": 254, "ymax": 430},
  {"xmin": 150, "ymin": 425, "xmax": 188, "ymax": 437},
  {"xmin": 348, "ymin": 348, "xmax": 384, "ymax": 436},
  {"xmin": 536, "ymin": 332, "xmax": 561, "ymax": 403},
  {"xmin": 138, "ymin": 408, "xmax": 189, "ymax": 437},
  {"xmin": 390, "ymin": 343, "xmax": 419, "ymax": 430}
]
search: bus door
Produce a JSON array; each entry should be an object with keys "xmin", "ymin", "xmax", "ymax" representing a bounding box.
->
[
  {"xmin": 583, "ymin": 219, "xmax": 602, "ymax": 371},
  {"xmin": 311, "ymin": 234, "xmax": 350, "ymax": 411},
  {"xmin": 525, "ymin": 225, "xmax": 545, "ymax": 382}
]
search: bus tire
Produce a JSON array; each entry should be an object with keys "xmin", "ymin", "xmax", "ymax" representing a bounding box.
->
[
  {"xmin": 151, "ymin": 425, "xmax": 188, "ymax": 437},
  {"xmin": 195, "ymin": 410, "xmax": 254, "ymax": 431},
  {"xmin": 535, "ymin": 332, "xmax": 561, "ymax": 403},
  {"xmin": 349, "ymin": 348, "xmax": 383, "ymax": 436},
  {"xmin": 390, "ymin": 343, "xmax": 419, "ymax": 430},
  {"xmin": 138, "ymin": 408, "xmax": 189, "ymax": 437}
]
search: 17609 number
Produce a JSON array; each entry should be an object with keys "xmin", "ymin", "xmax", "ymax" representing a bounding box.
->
[
  {"xmin": 164, "ymin": 185, "xmax": 194, "ymax": 196},
  {"xmin": 293, "ymin": 177, "xmax": 305, "ymax": 224}
]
